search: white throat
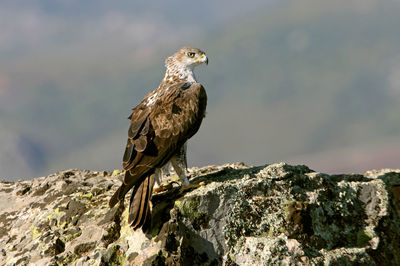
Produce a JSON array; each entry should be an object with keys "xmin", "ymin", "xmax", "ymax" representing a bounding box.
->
[
  {"xmin": 165, "ymin": 65, "xmax": 197, "ymax": 83},
  {"xmin": 185, "ymin": 68, "xmax": 197, "ymax": 83}
]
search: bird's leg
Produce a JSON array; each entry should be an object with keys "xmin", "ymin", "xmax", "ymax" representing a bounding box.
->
[
  {"xmin": 154, "ymin": 168, "xmax": 162, "ymax": 186},
  {"xmin": 154, "ymin": 143, "xmax": 201, "ymax": 194},
  {"xmin": 170, "ymin": 156, "xmax": 189, "ymax": 186},
  {"xmin": 159, "ymin": 163, "xmax": 172, "ymax": 183},
  {"xmin": 153, "ymin": 167, "xmax": 174, "ymax": 193},
  {"xmin": 170, "ymin": 144, "xmax": 190, "ymax": 186},
  {"xmin": 170, "ymin": 144, "xmax": 204, "ymax": 192}
]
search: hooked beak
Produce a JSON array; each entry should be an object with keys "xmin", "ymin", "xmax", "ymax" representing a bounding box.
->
[
  {"xmin": 198, "ymin": 53, "xmax": 208, "ymax": 65},
  {"xmin": 194, "ymin": 53, "xmax": 208, "ymax": 65}
]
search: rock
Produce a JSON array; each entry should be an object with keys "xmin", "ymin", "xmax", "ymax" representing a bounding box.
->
[{"xmin": 0, "ymin": 162, "xmax": 399, "ymax": 265}]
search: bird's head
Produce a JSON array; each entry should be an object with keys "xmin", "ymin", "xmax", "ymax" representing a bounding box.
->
[{"xmin": 165, "ymin": 47, "xmax": 208, "ymax": 71}]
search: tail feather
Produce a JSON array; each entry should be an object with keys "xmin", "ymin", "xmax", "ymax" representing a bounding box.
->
[
  {"xmin": 142, "ymin": 174, "xmax": 155, "ymax": 230},
  {"xmin": 109, "ymin": 170, "xmax": 156, "ymax": 231},
  {"xmin": 129, "ymin": 176, "xmax": 147, "ymax": 227},
  {"xmin": 109, "ymin": 184, "xmax": 126, "ymax": 208},
  {"xmin": 129, "ymin": 174, "xmax": 155, "ymax": 230},
  {"xmin": 109, "ymin": 171, "xmax": 141, "ymax": 209}
]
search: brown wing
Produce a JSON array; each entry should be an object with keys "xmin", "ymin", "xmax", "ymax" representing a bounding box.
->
[{"xmin": 109, "ymin": 82, "xmax": 207, "ymax": 230}]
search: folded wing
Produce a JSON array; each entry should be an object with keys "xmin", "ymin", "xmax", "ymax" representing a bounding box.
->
[{"xmin": 109, "ymin": 82, "xmax": 207, "ymax": 230}]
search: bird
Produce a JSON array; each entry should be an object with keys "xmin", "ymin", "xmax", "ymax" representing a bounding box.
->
[{"xmin": 109, "ymin": 46, "xmax": 208, "ymax": 230}]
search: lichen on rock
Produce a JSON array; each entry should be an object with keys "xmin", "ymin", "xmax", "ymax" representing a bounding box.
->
[{"xmin": 0, "ymin": 163, "xmax": 399, "ymax": 265}]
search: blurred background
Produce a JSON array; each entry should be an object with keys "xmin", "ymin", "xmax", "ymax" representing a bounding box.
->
[{"xmin": 1, "ymin": 0, "xmax": 400, "ymax": 181}]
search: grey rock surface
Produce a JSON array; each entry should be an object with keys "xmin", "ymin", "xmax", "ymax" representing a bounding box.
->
[{"xmin": 0, "ymin": 162, "xmax": 399, "ymax": 265}]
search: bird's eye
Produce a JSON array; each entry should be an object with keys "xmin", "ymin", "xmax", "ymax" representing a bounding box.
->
[{"xmin": 187, "ymin": 52, "xmax": 195, "ymax": 58}]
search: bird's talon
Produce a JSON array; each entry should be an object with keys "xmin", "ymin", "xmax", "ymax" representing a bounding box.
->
[
  {"xmin": 179, "ymin": 182, "xmax": 202, "ymax": 192},
  {"xmin": 153, "ymin": 182, "xmax": 173, "ymax": 193}
]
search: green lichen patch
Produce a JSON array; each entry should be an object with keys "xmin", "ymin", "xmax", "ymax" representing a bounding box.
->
[
  {"xmin": 175, "ymin": 196, "xmax": 201, "ymax": 221},
  {"xmin": 62, "ymin": 228, "xmax": 82, "ymax": 242},
  {"xmin": 101, "ymin": 245, "xmax": 126, "ymax": 266},
  {"xmin": 357, "ymin": 230, "xmax": 373, "ymax": 247},
  {"xmin": 74, "ymin": 241, "xmax": 96, "ymax": 255},
  {"xmin": 60, "ymin": 252, "xmax": 78, "ymax": 265},
  {"xmin": 102, "ymin": 205, "xmax": 124, "ymax": 246},
  {"xmin": 45, "ymin": 207, "xmax": 62, "ymax": 221},
  {"xmin": 30, "ymin": 225, "xmax": 40, "ymax": 240},
  {"xmin": 81, "ymin": 192, "xmax": 93, "ymax": 199},
  {"xmin": 175, "ymin": 196, "xmax": 210, "ymax": 230}
]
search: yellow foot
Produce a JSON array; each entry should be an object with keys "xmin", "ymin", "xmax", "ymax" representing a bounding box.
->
[
  {"xmin": 179, "ymin": 181, "xmax": 205, "ymax": 193},
  {"xmin": 153, "ymin": 183, "xmax": 174, "ymax": 194}
]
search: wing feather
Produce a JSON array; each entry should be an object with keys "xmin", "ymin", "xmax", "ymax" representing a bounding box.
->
[
  {"xmin": 128, "ymin": 109, "xmax": 150, "ymax": 139},
  {"xmin": 133, "ymin": 135, "xmax": 148, "ymax": 152},
  {"xmin": 122, "ymin": 140, "xmax": 135, "ymax": 166}
]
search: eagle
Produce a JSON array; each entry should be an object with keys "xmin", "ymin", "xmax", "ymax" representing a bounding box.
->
[{"xmin": 109, "ymin": 47, "xmax": 208, "ymax": 230}]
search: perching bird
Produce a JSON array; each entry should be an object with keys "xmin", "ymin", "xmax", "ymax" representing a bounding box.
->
[{"xmin": 109, "ymin": 47, "xmax": 208, "ymax": 230}]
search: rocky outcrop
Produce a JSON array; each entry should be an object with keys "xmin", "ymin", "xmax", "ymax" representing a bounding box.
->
[{"xmin": 1, "ymin": 162, "xmax": 399, "ymax": 265}]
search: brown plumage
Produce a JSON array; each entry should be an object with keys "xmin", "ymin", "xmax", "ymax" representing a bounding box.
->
[{"xmin": 109, "ymin": 47, "xmax": 208, "ymax": 230}]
